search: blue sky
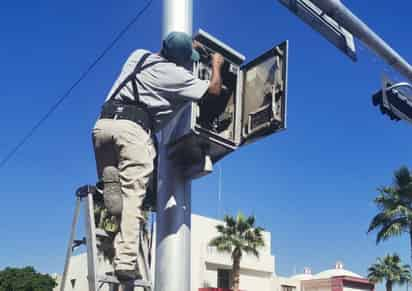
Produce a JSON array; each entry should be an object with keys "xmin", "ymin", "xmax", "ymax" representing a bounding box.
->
[{"xmin": 1, "ymin": 0, "xmax": 412, "ymax": 290}]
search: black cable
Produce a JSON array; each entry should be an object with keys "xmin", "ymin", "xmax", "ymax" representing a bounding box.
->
[{"xmin": 0, "ymin": 0, "xmax": 154, "ymax": 169}]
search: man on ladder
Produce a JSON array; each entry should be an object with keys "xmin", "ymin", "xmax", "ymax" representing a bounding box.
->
[{"xmin": 92, "ymin": 31, "xmax": 224, "ymax": 284}]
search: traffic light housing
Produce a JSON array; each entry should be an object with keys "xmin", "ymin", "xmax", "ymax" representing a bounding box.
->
[
  {"xmin": 372, "ymin": 77, "xmax": 412, "ymax": 124},
  {"xmin": 167, "ymin": 30, "xmax": 288, "ymax": 175}
]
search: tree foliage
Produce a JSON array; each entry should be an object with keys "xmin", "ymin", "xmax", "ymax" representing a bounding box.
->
[
  {"xmin": 0, "ymin": 266, "xmax": 57, "ymax": 291},
  {"xmin": 368, "ymin": 254, "xmax": 412, "ymax": 291},
  {"xmin": 209, "ymin": 213, "xmax": 265, "ymax": 291},
  {"xmin": 368, "ymin": 166, "xmax": 412, "ymax": 262}
]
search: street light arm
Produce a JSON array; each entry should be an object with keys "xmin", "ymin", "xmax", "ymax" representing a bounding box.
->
[{"xmin": 310, "ymin": 0, "xmax": 412, "ymax": 83}]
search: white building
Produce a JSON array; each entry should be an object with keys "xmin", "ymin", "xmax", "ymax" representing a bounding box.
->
[
  {"xmin": 57, "ymin": 214, "xmax": 374, "ymax": 291},
  {"xmin": 191, "ymin": 214, "xmax": 275, "ymax": 291}
]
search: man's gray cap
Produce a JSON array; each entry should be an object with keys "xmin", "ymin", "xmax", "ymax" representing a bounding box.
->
[{"xmin": 162, "ymin": 31, "xmax": 200, "ymax": 65}]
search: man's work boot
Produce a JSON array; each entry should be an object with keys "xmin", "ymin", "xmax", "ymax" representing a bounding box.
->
[
  {"xmin": 102, "ymin": 166, "xmax": 123, "ymax": 216},
  {"xmin": 115, "ymin": 269, "xmax": 143, "ymax": 283}
]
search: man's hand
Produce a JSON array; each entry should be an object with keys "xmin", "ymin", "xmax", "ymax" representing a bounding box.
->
[
  {"xmin": 192, "ymin": 40, "xmax": 204, "ymax": 50},
  {"xmin": 212, "ymin": 53, "xmax": 224, "ymax": 69},
  {"xmin": 208, "ymin": 53, "xmax": 224, "ymax": 96}
]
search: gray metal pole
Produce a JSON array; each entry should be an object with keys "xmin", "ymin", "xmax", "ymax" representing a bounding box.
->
[
  {"xmin": 155, "ymin": 1, "xmax": 193, "ymax": 291},
  {"xmin": 162, "ymin": 0, "xmax": 193, "ymax": 38},
  {"xmin": 310, "ymin": 0, "xmax": 412, "ymax": 82}
]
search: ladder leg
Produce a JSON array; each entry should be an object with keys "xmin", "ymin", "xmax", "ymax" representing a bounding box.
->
[
  {"xmin": 138, "ymin": 229, "xmax": 151, "ymax": 291},
  {"xmin": 85, "ymin": 191, "xmax": 99, "ymax": 291},
  {"xmin": 60, "ymin": 198, "xmax": 82, "ymax": 291}
]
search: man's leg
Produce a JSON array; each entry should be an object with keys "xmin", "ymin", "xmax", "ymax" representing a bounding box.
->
[
  {"xmin": 113, "ymin": 120, "xmax": 156, "ymax": 278},
  {"xmin": 92, "ymin": 119, "xmax": 118, "ymax": 184}
]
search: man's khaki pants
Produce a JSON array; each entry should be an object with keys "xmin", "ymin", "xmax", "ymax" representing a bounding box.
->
[{"xmin": 92, "ymin": 118, "xmax": 156, "ymax": 271}]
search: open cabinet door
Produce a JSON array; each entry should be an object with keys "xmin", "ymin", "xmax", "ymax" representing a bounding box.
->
[{"xmin": 240, "ymin": 41, "xmax": 288, "ymax": 145}]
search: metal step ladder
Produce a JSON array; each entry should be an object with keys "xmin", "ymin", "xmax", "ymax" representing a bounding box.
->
[{"xmin": 60, "ymin": 185, "xmax": 153, "ymax": 291}]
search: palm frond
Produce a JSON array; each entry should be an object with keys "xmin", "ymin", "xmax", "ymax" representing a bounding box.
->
[
  {"xmin": 216, "ymin": 224, "xmax": 236, "ymax": 237},
  {"xmin": 210, "ymin": 213, "xmax": 265, "ymax": 265},
  {"xmin": 368, "ymin": 254, "xmax": 412, "ymax": 286},
  {"xmin": 242, "ymin": 245, "xmax": 259, "ymax": 258},
  {"xmin": 368, "ymin": 213, "xmax": 390, "ymax": 233},
  {"xmin": 376, "ymin": 219, "xmax": 409, "ymax": 243},
  {"xmin": 394, "ymin": 167, "xmax": 412, "ymax": 190},
  {"xmin": 236, "ymin": 212, "xmax": 249, "ymax": 234},
  {"xmin": 369, "ymin": 168, "xmax": 412, "ymax": 247},
  {"xmin": 368, "ymin": 265, "xmax": 384, "ymax": 284},
  {"xmin": 209, "ymin": 236, "xmax": 232, "ymax": 253},
  {"xmin": 246, "ymin": 216, "xmax": 255, "ymax": 227},
  {"xmin": 209, "ymin": 236, "xmax": 225, "ymax": 247},
  {"xmin": 224, "ymin": 215, "xmax": 236, "ymax": 229},
  {"xmin": 216, "ymin": 243, "xmax": 232, "ymax": 253},
  {"xmin": 244, "ymin": 229, "xmax": 265, "ymax": 246}
]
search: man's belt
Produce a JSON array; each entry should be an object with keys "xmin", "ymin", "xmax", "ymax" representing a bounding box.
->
[{"xmin": 100, "ymin": 100, "xmax": 152, "ymax": 133}]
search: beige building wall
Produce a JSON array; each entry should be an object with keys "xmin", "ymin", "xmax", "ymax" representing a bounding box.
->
[
  {"xmin": 302, "ymin": 279, "xmax": 331, "ymax": 291},
  {"xmin": 270, "ymin": 275, "xmax": 301, "ymax": 291}
]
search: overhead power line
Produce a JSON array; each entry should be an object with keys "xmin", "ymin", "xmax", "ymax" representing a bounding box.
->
[{"xmin": 0, "ymin": 0, "xmax": 154, "ymax": 169}]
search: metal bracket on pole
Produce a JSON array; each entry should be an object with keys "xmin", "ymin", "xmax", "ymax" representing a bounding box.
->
[{"xmin": 183, "ymin": 154, "xmax": 213, "ymax": 180}]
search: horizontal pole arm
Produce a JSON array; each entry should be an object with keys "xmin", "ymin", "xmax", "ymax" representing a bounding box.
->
[{"xmin": 311, "ymin": 0, "xmax": 412, "ymax": 82}]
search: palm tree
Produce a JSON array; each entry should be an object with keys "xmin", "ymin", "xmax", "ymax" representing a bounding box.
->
[
  {"xmin": 209, "ymin": 213, "xmax": 265, "ymax": 291},
  {"xmin": 367, "ymin": 254, "xmax": 412, "ymax": 291},
  {"xmin": 368, "ymin": 166, "xmax": 412, "ymax": 263}
]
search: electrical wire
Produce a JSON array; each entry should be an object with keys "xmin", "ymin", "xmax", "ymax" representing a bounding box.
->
[{"xmin": 0, "ymin": 0, "xmax": 154, "ymax": 169}]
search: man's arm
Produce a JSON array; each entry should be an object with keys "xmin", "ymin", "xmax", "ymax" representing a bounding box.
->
[
  {"xmin": 192, "ymin": 41, "xmax": 224, "ymax": 96},
  {"xmin": 207, "ymin": 53, "xmax": 224, "ymax": 96},
  {"xmin": 150, "ymin": 50, "xmax": 224, "ymax": 102}
]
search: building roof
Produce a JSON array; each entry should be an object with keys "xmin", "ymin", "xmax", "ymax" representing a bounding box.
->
[
  {"xmin": 313, "ymin": 268, "xmax": 362, "ymax": 279},
  {"xmin": 291, "ymin": 262, "xmax": 363, "ymax": 281},
  {"xmin": 290, "ymin": 274, "xmax": 314, "ymax": 280}
]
